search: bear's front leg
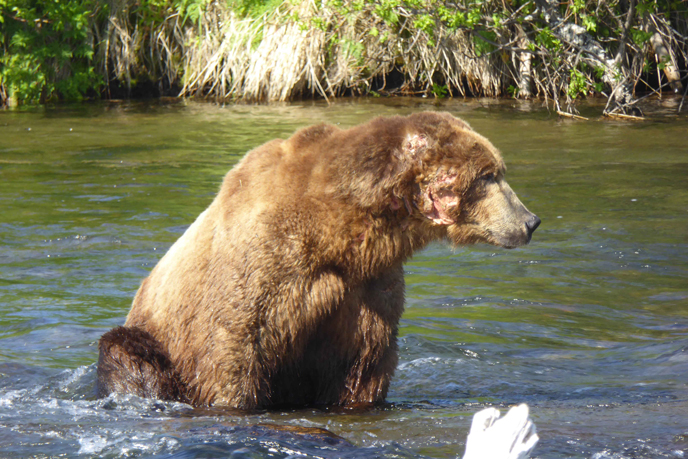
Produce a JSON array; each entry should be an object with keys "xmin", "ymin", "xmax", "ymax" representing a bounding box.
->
[
  {"xmin": 336, "ymin": 264, "xmax": 406, "ymax": 406},
  {"xmin": 338, "ymin": 304, "xmax": 400, "ymax": 406}
]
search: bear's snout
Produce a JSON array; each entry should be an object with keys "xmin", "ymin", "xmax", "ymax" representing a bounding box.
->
[{"xmin": 525, "ymin": 214, "xmax": 541, "ymax": 240}]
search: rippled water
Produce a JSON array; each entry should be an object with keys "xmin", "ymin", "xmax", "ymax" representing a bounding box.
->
[{"xmin": 1, "ymin": 98, "xmax": 687, "ymax": 458}]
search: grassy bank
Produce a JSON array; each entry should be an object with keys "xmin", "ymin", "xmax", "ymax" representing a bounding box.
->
[{"xmin": 1, "ymin": 0, "xmax": 687, "ymax": 114}]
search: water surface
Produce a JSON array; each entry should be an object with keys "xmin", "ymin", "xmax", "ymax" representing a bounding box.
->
[{"xmin": 1, "ymin": 98, "xmax": 687, "ymax": 458}]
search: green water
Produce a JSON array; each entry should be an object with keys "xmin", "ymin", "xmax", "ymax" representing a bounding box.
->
[{"xmin": 0, "ymin": 98, "xmax": 687, "ymax": 458}]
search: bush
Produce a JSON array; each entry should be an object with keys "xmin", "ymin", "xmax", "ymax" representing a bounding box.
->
[{"xmin": 0, "ymin": 0, "xmax": 103, "ymax": 104}]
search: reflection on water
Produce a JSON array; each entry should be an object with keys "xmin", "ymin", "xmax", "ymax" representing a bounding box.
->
[{"xmin": 1, "ymin": 98, "xmax": 687, "ymax": 458}]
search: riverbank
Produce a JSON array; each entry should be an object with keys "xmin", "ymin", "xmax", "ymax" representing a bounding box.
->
[{"xmin": 1, "ymin": 0, "xmax": 687, "ymax": 115}]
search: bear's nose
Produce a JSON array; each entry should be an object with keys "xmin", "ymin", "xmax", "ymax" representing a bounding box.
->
[{"xmin": 525, "ymin": 215, "xmax": 541, "ymax": 236}]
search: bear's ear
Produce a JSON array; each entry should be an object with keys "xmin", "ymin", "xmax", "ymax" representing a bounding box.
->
[{"xmin": 403, "ymin": 133, "xmax": 428, "ymax": 157}]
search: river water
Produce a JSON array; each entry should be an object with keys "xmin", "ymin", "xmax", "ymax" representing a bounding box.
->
[{"xmin": 1, "ymin": 98, "xmax": 687, "ymax": 458}]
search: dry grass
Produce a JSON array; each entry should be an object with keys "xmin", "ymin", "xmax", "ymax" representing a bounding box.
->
[
  {"xmin": 175, "ymin": 0, "xmax": 508, "ymax": 101},
  {"xmin": 95, "ymin": 0, "xmax": 186, "ymax": 95}
]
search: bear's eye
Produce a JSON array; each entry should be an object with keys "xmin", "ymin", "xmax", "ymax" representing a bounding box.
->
[{"xmin": 481, "ymin": 172, "xmax": 495, "ymax": 182}]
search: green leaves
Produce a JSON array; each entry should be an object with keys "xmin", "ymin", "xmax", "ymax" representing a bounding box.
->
[
  {"xmin": 535, "ymin": 28, "xmax": 562, "ymax": 52},
  {"xmin": 413, "ymin": 14, "xmax": 435, "ymax": 36},
  {"xmin": 567, "ymin": 68, "xmax": 588, "ymax": 99},
  {"xmin": 341, "ymin": 38, "xmax": 365, "ymax": 65},
  {"xmin": 580, "ymin": 14, "xmax": 596, "ymax": 33},
  {"xmin": 431, "ymin": 82, "xmax": 447, "ymax": 98},
  {"xmin": 374, "ymin": 0, "xmax": 400, "ymax": 26},
  {"xmin": 437, "ymin": 5, "xmax": 466, "ymax": 30},
  {"xmin": 630, "ymin": 27, "xmax": 653, "ymax": 46},
  {"xmin": 1, "ymin": 0, "xmax": 103, "ymax": 104},
  {"xmin": 571, "ymin": 0, "xmax": 586, "ymax": 14},
  {"xmin": 178, "ymin": 0, "xmax": 210, "ymax": 25}
]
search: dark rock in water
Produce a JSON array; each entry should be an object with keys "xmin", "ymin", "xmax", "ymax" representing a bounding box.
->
[{"xmin": 183, "ymin": 423, "xmax": 357, "ymax": 458}]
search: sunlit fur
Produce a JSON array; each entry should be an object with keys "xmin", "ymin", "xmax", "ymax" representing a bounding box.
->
[{"xmin": 97, "ymin": 112, "xmax": 539, "ymax": 409}]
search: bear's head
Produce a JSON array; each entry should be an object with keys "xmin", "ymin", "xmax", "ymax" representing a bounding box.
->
[{"xmin": 399, "ymin": 112, "xmax": 540, "ymax": 249}]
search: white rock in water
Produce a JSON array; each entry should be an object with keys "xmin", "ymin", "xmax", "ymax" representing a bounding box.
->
[{"xmin": 463, "ymin": 404, "xmax": 539, "ymax": 459}]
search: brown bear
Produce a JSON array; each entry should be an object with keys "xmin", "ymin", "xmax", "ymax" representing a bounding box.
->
[{"xmin": 97, "ymin": 111, "xmax": 540, "ymax": 409}]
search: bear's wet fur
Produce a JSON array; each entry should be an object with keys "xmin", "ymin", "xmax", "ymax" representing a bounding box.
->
[
  {"xmin": 97, "ymin": 112, "xmax": 539, "ymax": 409},
  {"xmin": 97, "ymin": 326, "xmax": 189, "ymax": 403}
]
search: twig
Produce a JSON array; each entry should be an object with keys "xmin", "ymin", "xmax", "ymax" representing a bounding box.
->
[
  {"xmin": 679, "ymin": 80, "xmax": 688, "ymax": 114},
  {"xmin": 557, "ymin": 110, "xmax": 588, "ymax": 120},
  {"xmin": 604, "ymin": 112, "xmax": 645, "ymax": 120},
  {"xmin": 630, "ymin": 77, "xmax": 682, "ymax": 105},
  {"xmin": 471, "ymin": 31, "xmax": 543, "ymax": 57}
]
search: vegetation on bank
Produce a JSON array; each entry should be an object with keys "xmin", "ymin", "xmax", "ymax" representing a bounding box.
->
[{"xmin": 1, "ymin": 0, "xmax": 687, "ymax": 114}]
